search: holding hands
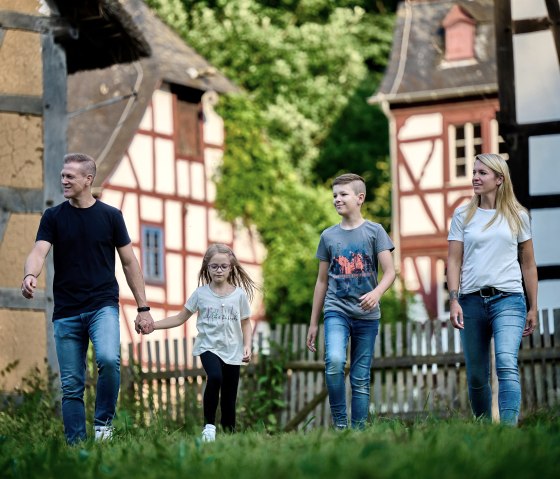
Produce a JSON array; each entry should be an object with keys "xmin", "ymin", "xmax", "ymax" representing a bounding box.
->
[{"xmin": 134, "ymin": 312, "xmax": 155, "ymax": 334}]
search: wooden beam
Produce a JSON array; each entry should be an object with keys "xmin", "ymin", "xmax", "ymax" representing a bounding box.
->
[
  {"xmin": 545, "ymin": 0, "xmax": 560, "ymax": 66},
  {"xmin": 0, "ymin": 94, "xmax": 42, "ymax": 115},
  {"xmin": 512, "ymin": 17, "xmax": 550, "ymax": 35},
  {"xmin": 0, "ymin": 288, "xmax": 47, "ymax": 310},
  {"xmin": 41, "ymin": 32, "xmax": 67, "ymax": 381},
  {"xmin": 0, "ymin": 187, "xmax": 43, "ymax": 212},
  {"xmin": 0, "ymin": 210, "xmax": 8, "ymax": 244},
  {"xmin": 0, "ymin": 11, "xmax": 71, "ymax": 35},
  {"xmin": 494, "ymin": 0, "xmax": 516, "ymax": 126}
]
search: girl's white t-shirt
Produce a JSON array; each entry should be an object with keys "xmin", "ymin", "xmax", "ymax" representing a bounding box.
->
[
  {"xmin": 448, "ymin": 206, "xmax": 531, "ymax": 294},
  {"xmin": 186, "ymin": 285, "xmax": 251, "ymax": 365}
]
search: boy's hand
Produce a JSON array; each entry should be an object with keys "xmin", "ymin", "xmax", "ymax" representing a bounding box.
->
[
  {"xmin": 359, "ymin": 291, "xmax": 380, "ymax": 311},
  {"xmin": 242, "ymin": 346, "xmax": 252, "ymax": 363},
  {"xmin": 306, "ymin": 324, "xmax": 318, "ymax": 352}
]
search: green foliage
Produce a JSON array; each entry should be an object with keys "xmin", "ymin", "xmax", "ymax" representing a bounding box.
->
[
  {"xmin": 146, "ymin": 0, "xmax": 400, "ymax": 323},
  {"xmin": 238, "ymin": 341, "xmax": 288, "ymax": 431}
]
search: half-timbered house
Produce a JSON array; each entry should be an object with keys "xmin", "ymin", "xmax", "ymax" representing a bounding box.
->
[
  {"xmin": 370, "ymin": 0, "xmax": 505, "ymax": 320},
  {"xmin": 494, "ymin": 0, "xmax": 560, "ymax": 315},
  {"xmin": 0, "ymin": 0, "xmax": 150, "ymax": 388},
  {"xmin": 66, "ymin": 0, "xmax": 265, "ymax": 363}
]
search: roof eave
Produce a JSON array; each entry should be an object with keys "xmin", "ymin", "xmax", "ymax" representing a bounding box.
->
[{"xmin": 368, "ymin": 83, "xmax": 498, "ymax": 106}]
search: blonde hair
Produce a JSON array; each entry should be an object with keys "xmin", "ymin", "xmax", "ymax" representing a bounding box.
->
[
  {"xmin": 198, "ymin": 243, "xmax": 258, "ymax": 302},
  {"xmin": 463, "ymin": 153, "xmax": 527, "ymax": 234}
]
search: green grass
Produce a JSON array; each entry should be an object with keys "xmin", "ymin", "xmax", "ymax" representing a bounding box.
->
[{"xmin": 1, "ymin": 403, "xmax": 560, "ymax": 479}]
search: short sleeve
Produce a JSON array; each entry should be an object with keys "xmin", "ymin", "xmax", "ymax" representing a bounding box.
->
[
  {"xmin": 375, "ymin": 225, "xmax": 395, "ymax": 254},
  {"xmin": 113, "ymin": 210, "xmax": 131, "ymax": 248},
  {"xmin": 517, "ymin": 210, "xmax": 532, "ymax": 243},
  {"xmin": 185, "ymin": 289, "xmax": 199, "ymax": 313},
  {"xmin": 316, "ymin": 233, "xmax": 329, "ymax": 261},
  {"xmin": 36, "ymin": 208, "xmax": 55, "ymax": 244},
  {"xmin": 239, "ymin": 290, "xmax": 251, "ymax": 320},
  {"xmin": 448, "ymin": 208, "xmax": 465, "ymax": 242}
]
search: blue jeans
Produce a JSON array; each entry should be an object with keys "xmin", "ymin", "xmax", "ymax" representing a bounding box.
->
[
  {"xmin": 324, "ymin": 311, "xmax": 379, "ymax": 429},
  {"xmin": 53, "ymin": 305, "xmax": 120, "ymax": 443},
  {"xmin": 459, "ymin": 292, "xmax": 526, "ymax": 425}
]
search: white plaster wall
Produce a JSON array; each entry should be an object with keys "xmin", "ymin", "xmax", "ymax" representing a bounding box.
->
[
  {"xmin": 190, "ymin": 162, "xmax": 206, "ymax": 201},
  {"xmin": 398, "ymin": 113, "xmax": 442, "ymax": 140},
  {"xmin": 100, "ymin": 189, "xmax": 123, "ymax": 210},
  {"xmin": 531, "ymin": 208, "xmax": 560, "ymax": 266},
  {"xmin": 165, "ymin": 200, "xmax": 183, "ymax": 250},
  {"xmin": 177, "ymin": 160, "xmax": 190, "ymax": 197},
  {"xmin": 122, "ymin": 193, "xmax": 139, "ymax": 243},
  {"xmin": 420, "ymin": 139, "xmax": 443, "ymax": 189},
  {"xmin": 514, "ymin": 30, "xmax": 560, "ymax": 124},
  {"xmin": 152, "ymin": 89, "xmax": 174, "ymax": 135},
  {"xmin": 109, "ymin": 156, "xmax": 137, "ymax": 188},
  {"xmin": 186, "ymin": 255, "xmax": 202, "ymax": 297},
  {"xmin": 166, "ymin": 252, "xmax": 184, "ymax": 304},
  {"xmin": 140, "ymin": 195, "xmax": 163, "ymax": 223},
  {"xmin": 511, "ymin": 0, "xmax": 547, "ymax": 20},
  {"xmin": 155, "ymin": 138, "xmax": 175, "ymax": 195},
  {"xmin": 145, "ymin": 285, "xmax": 166, "ymax": 303},
  {"xmin": 529, "ymin": 134, "xmax": 560, "ymax": 196},
  {"xmin": 129, "ymin": 135, "xmax": 154, "ymax": 191},
  {"xmin": 398, "ymin": 163, "xmax": 414, "ymax": 192},
  {"xmin": 139, "ymin": 104, "xmax": 153, "ymax": 130},
  {"xmin": 185, "ymin": 204, "xmax": 207, "ymax": 253},
  {"xmin": 424, "ymin": 193, "xmax": 445, "ymax": 230},
  {"xmin": 208, "ymin": 208, "xmax": 233, "ymax": 244},
  {"xmin": 204, "ymin": 147, "xmax": 223, "ymax": 202},
  {"xmin": 400, "ymin": 196, "xmax": 437, "ymax": 235}
]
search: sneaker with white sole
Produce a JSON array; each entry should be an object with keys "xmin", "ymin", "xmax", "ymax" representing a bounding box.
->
[
  {"xmin": 201, "ymin": 424, "xmax": 216, "ymax": 442},
  {"xmin": 94, "ymin": 425, "xmax": 114, "ymax": 441}
]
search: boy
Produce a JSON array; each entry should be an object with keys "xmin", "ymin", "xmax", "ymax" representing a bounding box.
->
[{"xmin": 306, "ymin": 173, "xmax": 395, "ymax": 429}]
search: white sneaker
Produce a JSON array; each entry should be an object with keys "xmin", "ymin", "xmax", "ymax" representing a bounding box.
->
[
  {"xmin": 94, "ymin": 425, "xmax": 114, "ymax": 441},
  {"xmin": 201, "ymin": 424, "xmax": 216, "ymax": 442}
]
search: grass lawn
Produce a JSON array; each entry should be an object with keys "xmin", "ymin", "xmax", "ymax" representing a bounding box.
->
[{"xmin": 1, "ymin": 405, "xmax": 559, "ymax": 479}]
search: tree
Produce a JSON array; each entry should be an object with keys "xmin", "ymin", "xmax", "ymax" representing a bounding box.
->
[{"xmin": 146, "ymin": 0, "xmax": 399, "ymax": 323}]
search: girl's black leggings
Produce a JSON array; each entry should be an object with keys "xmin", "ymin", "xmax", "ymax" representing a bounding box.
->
[{"xmin": 200, "ymin": 351, "xmax": 241, "ymax": 432}]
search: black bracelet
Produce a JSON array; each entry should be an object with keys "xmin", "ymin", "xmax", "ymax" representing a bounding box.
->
[
  {"xmin": 137, "ymin": 306, "xmax": 151, "ymax": 313},
  {"xmin": 23, "ymin": 273, "xmax": 36, "ymax": 281}
]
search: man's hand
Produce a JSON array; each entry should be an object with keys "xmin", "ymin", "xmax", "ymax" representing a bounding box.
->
[
  {"xmin": 135, "ymin": 312, "xmax": 154, "ymax": 334},
  {"xmin": 21, "ymin": 274, "xmax": 37, "ymax": 299}
]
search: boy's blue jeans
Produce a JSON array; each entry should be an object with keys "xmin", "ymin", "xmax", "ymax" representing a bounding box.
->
[
  {"xmin": 459, "ymin": 292, "xmax": 526, "ymax": 425},
  {"xmin": 324, "ymin": 311, "xmax": 379, "ymax": 429},
  {"xmin": 53, "ymin": 305, "xmax": 120, "ymax": 444}
]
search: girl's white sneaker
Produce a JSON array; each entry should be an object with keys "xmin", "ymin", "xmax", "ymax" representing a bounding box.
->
[
  {"xmin": 94, "ymin": 425, "xmax": 113, "ymax": 441},
  {"xmin": 201, "ymin": 424, "xmax": 216, "ymax": 442}
]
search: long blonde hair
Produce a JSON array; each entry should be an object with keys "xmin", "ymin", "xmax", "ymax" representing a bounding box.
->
[
  {"xmin": 198, "ymin": 243, "xmax": 258, "ymax": 302},
  {"xmin": 463, "ymin": 153, "xmax": 527, "ymax": 234}
]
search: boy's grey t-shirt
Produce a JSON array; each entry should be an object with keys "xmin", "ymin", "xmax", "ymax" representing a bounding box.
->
[{"xmin": 316, "ymin": 221, "xmax": 394, "ymax": 320}]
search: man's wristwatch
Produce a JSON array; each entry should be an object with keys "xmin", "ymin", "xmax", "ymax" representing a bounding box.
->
[
  {"xmin": 137, "ymin": 306, "xmax": 151, "ymax": 313},
  {"xmin": 449, "ymin": 290, "xmax": 459, "ymax": 301}
]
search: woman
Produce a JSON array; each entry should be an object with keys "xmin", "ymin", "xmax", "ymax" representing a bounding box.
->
[{"xmin": 447, "ymin": 153, "xmax": 538, "ymax": 425}]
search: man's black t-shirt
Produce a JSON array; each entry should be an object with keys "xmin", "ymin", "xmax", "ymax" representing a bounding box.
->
[{"xmin": 36, "ymin": 200, "xmax": 131, "ymax": 320}]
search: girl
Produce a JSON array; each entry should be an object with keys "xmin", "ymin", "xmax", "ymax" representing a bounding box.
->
[
  {"xmin": 447, "ymin": 153, "xmax": 538, "ymax": 425},
  {"xmin": 144, "ymin": 244, "xmax": 257, "ymax": 441}
]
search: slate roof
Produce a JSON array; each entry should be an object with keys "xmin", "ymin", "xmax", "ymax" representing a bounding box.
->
[
  {"xmin": 66, "ymin": 0, "xmax": 238, "ymax": 188},
  {"xmin": 370, "ymin": 0, "xmax": 496, "ymax": 105}
]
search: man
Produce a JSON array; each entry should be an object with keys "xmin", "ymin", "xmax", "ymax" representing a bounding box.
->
[{"xmin": 21, "ymin": 153, "xmax": 154, "ymax": 444}]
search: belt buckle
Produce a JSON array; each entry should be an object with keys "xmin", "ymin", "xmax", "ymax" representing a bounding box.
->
[{"xmin": 479, "ymin": 287, "xmax": 494, "ymax": 297}]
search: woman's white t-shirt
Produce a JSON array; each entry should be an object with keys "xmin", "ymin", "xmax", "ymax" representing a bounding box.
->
[
  {"xmin": 448, "ymin": 206, "xmax": 531, "ymax": 294},
  {"xmin": 186, "ymin": 285, "xmax": 251, "ymax": 365}
]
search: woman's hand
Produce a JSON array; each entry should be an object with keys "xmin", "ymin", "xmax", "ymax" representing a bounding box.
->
[{"xmin": 523, "ymin": 309, "xmax": 538, "ymax": 337}]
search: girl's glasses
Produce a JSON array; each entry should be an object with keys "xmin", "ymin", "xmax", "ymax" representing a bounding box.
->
[{"xmin": 208, "ymin": 264, "xmax": 231, "ymax": 271}]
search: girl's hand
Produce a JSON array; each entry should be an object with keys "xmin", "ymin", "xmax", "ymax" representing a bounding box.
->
[{"xmin": 242, "ymin": 346, "xmax": 252, "ymax": 363}]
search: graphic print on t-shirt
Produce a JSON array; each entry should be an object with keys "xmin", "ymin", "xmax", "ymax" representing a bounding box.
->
[
  {"xmin": 330, "ymin": 242, "xmax": 375, "ymax": 299},
  {"xmin": 202, "ymin": 305, "xmax": 239, "ymax": 323}
]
